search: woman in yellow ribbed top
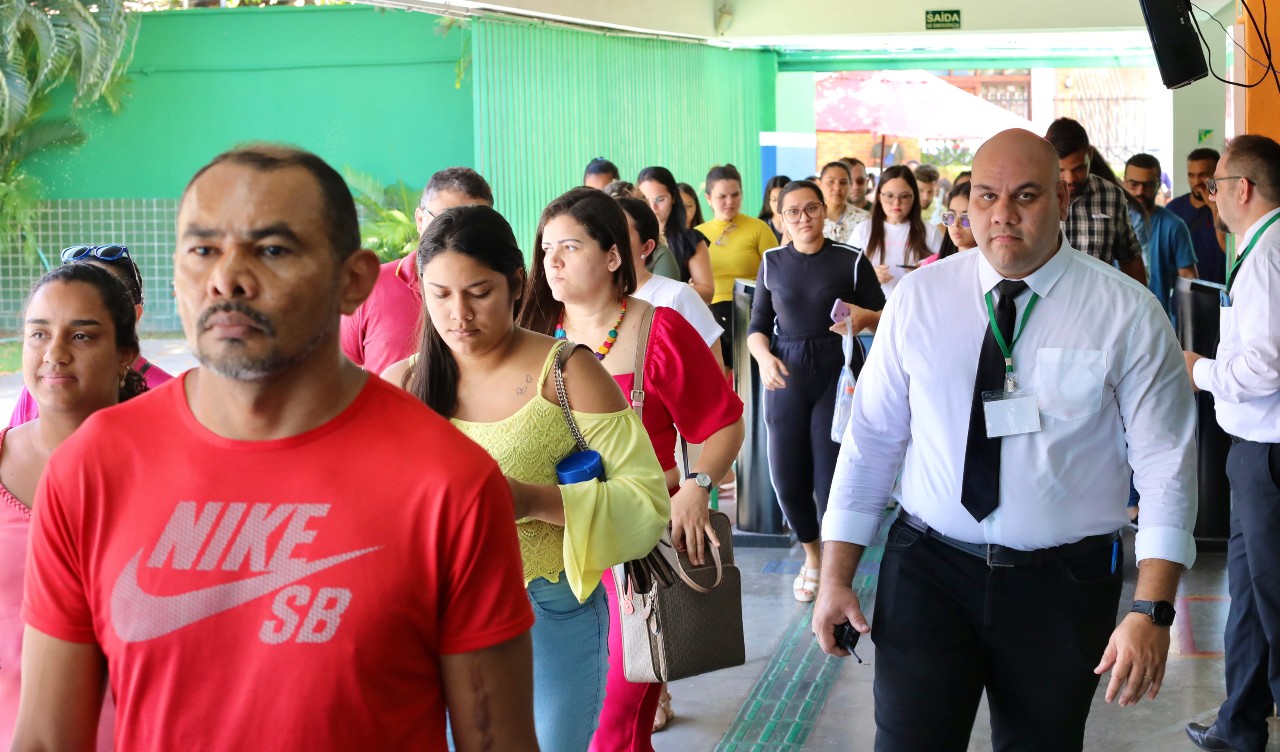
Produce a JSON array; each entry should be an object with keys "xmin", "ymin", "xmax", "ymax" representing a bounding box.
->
[
  {"xmin": 696, "ymin": 163, "xmax": 779, "ymax": 372},
  {"xmin": 382, "ymin": 206, "xmax": 667, "ymax": 752}
]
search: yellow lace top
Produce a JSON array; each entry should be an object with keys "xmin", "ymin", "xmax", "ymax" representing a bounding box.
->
[{"xmin": 450, "ymin": 344, "xmax": 669, "ymax": 603}]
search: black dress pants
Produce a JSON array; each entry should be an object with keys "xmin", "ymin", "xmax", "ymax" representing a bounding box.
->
[
  {"xmin": 1216, "ymin": 440, "xmax": 1280, "ymax": 752},
  {"xmin": 762, "ymin": 335, "xmax": 843, "ymax": 544},
  {"xmin": 872, "ymin": 517, "xmax": 1122, "ymax": 752}
]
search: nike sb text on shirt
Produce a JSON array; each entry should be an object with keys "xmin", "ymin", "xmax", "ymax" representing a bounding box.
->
[{"xmin": 111, "ymin": 502, "xmax": 380, "ymax": 643}]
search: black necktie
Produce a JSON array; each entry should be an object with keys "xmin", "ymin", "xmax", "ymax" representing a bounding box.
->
[{"xmin": 960, "ymin": 279, "xmax": 1028, "ymax": 522}]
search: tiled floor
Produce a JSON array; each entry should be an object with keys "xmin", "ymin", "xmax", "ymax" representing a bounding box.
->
[{"xmin": 652, "ymin": 527, "xmax": 1280, "ymax": 751}]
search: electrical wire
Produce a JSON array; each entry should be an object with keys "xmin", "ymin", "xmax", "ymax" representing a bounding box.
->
[
  {"xmin": 1191, "ymin": 1, "xmax": 1268, "ymax": 68},
  {"xmin": 1187, "ymin": 0, "xmax": 1279, "ymax": 93}
]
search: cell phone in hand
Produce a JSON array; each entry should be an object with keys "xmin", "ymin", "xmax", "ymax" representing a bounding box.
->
[
  {"xmin": 830, "ymin": 299, "xmax": 850, "ymax": 324},
  {"xmin": 834, "ymin": 620, "xmax": 864, "ymax": 663}
]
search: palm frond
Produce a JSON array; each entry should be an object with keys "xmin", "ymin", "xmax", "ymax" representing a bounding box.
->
[{"xmin": 0, "ymin": 52, "xmax": 32, "ymax": 139}]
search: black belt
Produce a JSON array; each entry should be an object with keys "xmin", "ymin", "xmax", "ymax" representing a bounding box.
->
[{"xmin": 897, "ymin": 510, "xmax": 1119, "ymax": 569}]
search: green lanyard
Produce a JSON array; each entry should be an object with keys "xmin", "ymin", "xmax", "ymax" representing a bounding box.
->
[
  {"xmin": 1227, "ymin": 211, "xmax": 1280, "ymax": 293},
  {"xmin": 984, "ymin": 289, "xmax": 1040, "ymax": 390}
]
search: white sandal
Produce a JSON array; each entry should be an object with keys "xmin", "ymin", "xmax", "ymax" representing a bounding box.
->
[{"xmin": 793, "ymin": 566, "xmax": 820, "ymax": 603}]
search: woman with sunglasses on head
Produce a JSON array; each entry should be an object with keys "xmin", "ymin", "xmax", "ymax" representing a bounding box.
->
[
  {"xmin": 759, "ymin": 175, "xmax": 792, "ymax": 243},
  {"xmin": 635, "ymin": 167, "xmax": 714, "ymax": 303},
  {"xmin": 746, "ymin": 180, "xmax": 885, "ymax": 602},
  {"xmin": 519, "ymin": 188, "xmax": 744, "ymax": 752},
  {"xmin": 1, "ymin": 264, "xmax": 148, "ymax": 748},
  {"xmin": 921, "ymin": 182, "xmax": 976, "ymax": 266},
  {"xmin": 381, "ymin": 205, "xmax": 668, "ymax": 752},
  {"xmin": 677, "ymin": 183, "xmax": 704, "ymax": 229},
  {"xmin": 848, "ymin": 164, "xmax": 942, "ymax": 297},
  {"xmin": 695, "ymin": 164, "xmax": 778, "ymax": 376},
  {"xmin": 8, "ymin": 245, "xmax": 172, "ymax": 428}
]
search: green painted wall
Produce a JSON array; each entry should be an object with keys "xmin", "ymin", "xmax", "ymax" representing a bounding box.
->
[
  {"xmin": 471, "ymin": 18, "xmax": 777, "ymax": 247},
  {"xmin": 25, "ymin": 5, "xmax": 475, "ymax": 199}
]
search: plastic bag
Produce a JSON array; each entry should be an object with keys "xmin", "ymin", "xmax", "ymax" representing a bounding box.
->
[{"xmin": 831, "ymin": 328, "xmax": 858, "ymax": 443}]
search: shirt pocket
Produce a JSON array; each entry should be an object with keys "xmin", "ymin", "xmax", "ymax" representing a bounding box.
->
[{"xmin": 1035, "ymin": 348, "xmax": 1107, "ymax": 421}]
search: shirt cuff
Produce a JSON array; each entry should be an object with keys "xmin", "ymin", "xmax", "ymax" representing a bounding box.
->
[
  {"xmin": 821, "ymin": 508, "xmax": 883, "ymax": 547},
  {"xmin": 1133, "ymin": 525, "xmax": 1197, "ymax": 569},
  {"xmin": 1192, "ymin": 357, "xmax": 1215, "ymax": 392}
]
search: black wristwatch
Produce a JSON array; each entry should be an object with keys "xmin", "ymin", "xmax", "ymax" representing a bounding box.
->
[
  {"xmin": 1131, "ymin": 600, "xmax": 1176, "ymax": 627},
  {"xmin": 686, "ymin": 472, "xmax": 713, "ymax": 494}
]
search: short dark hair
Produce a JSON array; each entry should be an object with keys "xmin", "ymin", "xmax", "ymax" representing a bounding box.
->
[
  {"xmin": 914, "ymin": 164, "xmax": 940, "ymax": 183},
  {"xmin": 1187, "ymin": 147, "xmax": 1221, "ymax": 164},
  {"xmin": 419, "ymin": 167, "xmax": 494, "ymax": 209},
  {"xmin": 1126, "ymin": 153, "xmax": 1161, "ymax": 173},
  {"xmin": 585, "ymin": 157, "xmax": 620, "ymax": 181},
  {"xmin": 1045, "ymin": 118, "xmax": 1091, "ymax": 159},
  {"xmin": 617, "ymin": 197, "xmax": 661, "ymax": 247},
  {"xmin": 841, "ymin": 156, "xmax": 866, "ymax": 171},
  {"xmin": 1225, "ymin": 134, "xmax": 1280, "ymax": 203},
  {"xmin": 185, "ymin": 144, "xmax": 360, "ymax": 260},
  {"xmin": 706, "ymin": 163, "xmax": 743, "ymax": 192}
]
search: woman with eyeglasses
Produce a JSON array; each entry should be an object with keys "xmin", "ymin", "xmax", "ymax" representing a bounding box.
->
[
  {"xmin": 921, "ymin": 182, "xmax": 976, "ymax": 266},
  {"xmin": 746, "ymin": 180, "xmax": 885, "ymax": 601},
  {"xmin": 696, "ymin": 164, "xmax": 778, "ymax": 376},
  {"xmin": 8, "ymin": 245, "xmax": 173, "ymax": 428},
  {"xmin": 1, "ymin": 264, "xmax": 148, "ymax": 748},
  {"xmin": 381, "ymin": 205, "xmax": 668, "ymax": 752},
  {"xmin": 635, "ymin": 167, "xmax": 714, "ymax": 303},
  {"xmin": 518, "ymin": 187, "xmax": 744, "ymax": 752},
  {"xmin": 677, "ymin": 183, "xmax": 705, "ymax": 229},
  {"xmin": 848, "ymin": 164, "xmax": 942, "ymax": 298},
  {"xmin": 759, "ymin": 175, "xmax": 791, "ymax": 243}
]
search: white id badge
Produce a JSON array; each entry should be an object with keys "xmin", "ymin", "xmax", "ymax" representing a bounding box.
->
[{"xmin": 981, "ymin": 389, "xmax": 1042, "ymax": 438}]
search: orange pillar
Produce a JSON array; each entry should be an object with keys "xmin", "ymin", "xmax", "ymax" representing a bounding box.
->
[{"xmin": 1240, "ymin": 0, "xmax": 1280, "ymax": 140}]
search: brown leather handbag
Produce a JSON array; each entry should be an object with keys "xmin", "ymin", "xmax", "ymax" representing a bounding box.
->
[{"xmin": 610, "ymin": 304, "xmax": 746, "ymax": 683}]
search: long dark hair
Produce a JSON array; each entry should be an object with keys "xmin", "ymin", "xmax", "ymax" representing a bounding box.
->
[
  {"xmin": 936, "ymin": 182, "xmax": 972, "ymax": 261},
  {"xmin": 403, "ymin": 205, "xmax": 525, "ymax": 418},
  {"xmin": 519, "ymin": 188, "xmax": 636, "ymax": 337},
  {"xmin": 866, "ymin": 165, "xmax": 931, "ymax": 266},
  {"xmin": 678, "ymin": 183, "xmax": 705, "ymax": 227},
  {"xmin": 637, "ymin": 166, "xmax": 699, "ymax": 281},
  {"xmin": 758, "ymin": 175, "xmax": 791, "ymax": 222},
  {"xmin": 26, "ymin": 264, "xmax": 147, "ymax": 402}
]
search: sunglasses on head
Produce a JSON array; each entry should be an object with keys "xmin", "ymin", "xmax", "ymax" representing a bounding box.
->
[{"xmin": 61, "ymin": 244, "xmax": 132, "ymax": 264}]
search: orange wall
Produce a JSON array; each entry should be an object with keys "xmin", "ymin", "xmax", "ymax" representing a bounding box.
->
[{"xmin": 1241, "ymin": 1, "xmax": 1280, "ymax": 140}]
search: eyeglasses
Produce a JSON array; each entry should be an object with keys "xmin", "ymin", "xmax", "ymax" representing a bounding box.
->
[
  {"xmin": 1205, "ymin": 176, "xmax": 1250, "ymax": 195},
  {"xmin": 781, "ymin": 203, "xmax": 825, "ymax": 222},
  {"xmin": 60, "ymin": 244, "xmax": 145, "ymax": 306},
  {"xmin": 715, "ymin": 222, "xmax": 737, "ymax": 246},
  {"xmin": 941, "ymin": 211, "xmax": 970, "ymax": 228},
  {"xmin": 880, "ymin": 192, "xmax": 914, "ymax": 204},
  {"xmin": 61, "ymin": 244, "xmax": 131, "ymax": 264}
]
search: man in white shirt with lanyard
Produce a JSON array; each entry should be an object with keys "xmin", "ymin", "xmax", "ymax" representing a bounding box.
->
[
  {"xmin": 1183, "ymin": 134, "xmax": 1280, "ymax": 752},
  {"xmin": 813, "ymin": 128, "xmax": 1198, "ymax": 751}
]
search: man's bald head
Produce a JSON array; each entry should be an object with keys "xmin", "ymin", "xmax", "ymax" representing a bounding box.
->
[{"xmin": 968, "ymin": 129, "xmax": 1070, "ymax": 279}]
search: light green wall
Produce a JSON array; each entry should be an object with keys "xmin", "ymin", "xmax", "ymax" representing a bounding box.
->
[
  {"xmin": 471, "ymin": 18, "xmax": 777, "ymax": 247},
  {"xmin": 25, "ymin": 5, "xmax": 475, "ymax": 199}
]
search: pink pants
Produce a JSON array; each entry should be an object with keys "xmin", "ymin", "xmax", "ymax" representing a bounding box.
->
[{"xmin": 589, "ymin": 571, "xmax": 662, "ymax": 752}]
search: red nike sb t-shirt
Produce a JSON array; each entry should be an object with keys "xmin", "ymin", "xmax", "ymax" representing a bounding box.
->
[{"xmin": 23, "ymin": 373, "xmax": 534, "ymax": 750}]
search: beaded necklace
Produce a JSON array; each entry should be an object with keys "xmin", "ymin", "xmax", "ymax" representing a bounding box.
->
[{"xmin": 555, "ymin": 299, "xmax": 627, "ymax": 361}]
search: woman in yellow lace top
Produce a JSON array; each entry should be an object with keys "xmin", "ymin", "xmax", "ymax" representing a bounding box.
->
[{"xmin": 382, "ymin": 205, "xmax": 667, "ymax": 752}]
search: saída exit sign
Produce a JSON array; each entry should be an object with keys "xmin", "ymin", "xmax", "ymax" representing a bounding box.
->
[{"xmin": 926, "ymin": 9, "xmax": 962, "ymax": 29}]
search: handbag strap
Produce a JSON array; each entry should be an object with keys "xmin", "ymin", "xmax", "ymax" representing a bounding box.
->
[
  {"xmin": 552, "ymin": 342, "xmax": 590, "ymax": 453},
  {"xmin": 630, "ymin": 304, "xmax": 657, "ymax": 419}
]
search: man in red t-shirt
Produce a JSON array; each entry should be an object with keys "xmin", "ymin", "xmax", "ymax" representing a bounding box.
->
[
  {"xmin": 14, "ymin": 146, "xmax": 537, "ymax": 752},
  {"xmin": 340, "ymin": 167, "xmax": 494, "ymax": 376}
]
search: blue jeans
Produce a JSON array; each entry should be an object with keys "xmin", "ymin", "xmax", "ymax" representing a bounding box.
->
[{"xmin": 528, "ymin": 575, "xmax": 610, "ymax": 752}]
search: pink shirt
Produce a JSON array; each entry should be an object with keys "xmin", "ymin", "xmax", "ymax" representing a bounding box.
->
[
  {"xmin": 7, "ymin": 357, "xmax": 173, "ymax": 428},
  {"xmin": 341, "ymin": 254, "xmax": 422, "ymax": 375}
]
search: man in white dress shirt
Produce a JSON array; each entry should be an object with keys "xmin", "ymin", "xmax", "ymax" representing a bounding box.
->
[
  {"xmin": 813, "ymin": 129, "xmax": 1198, "ymax": 752},
  {"xmin": 1183, "ymin": 134, "xmax": 1280, "ymax": 752}
]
